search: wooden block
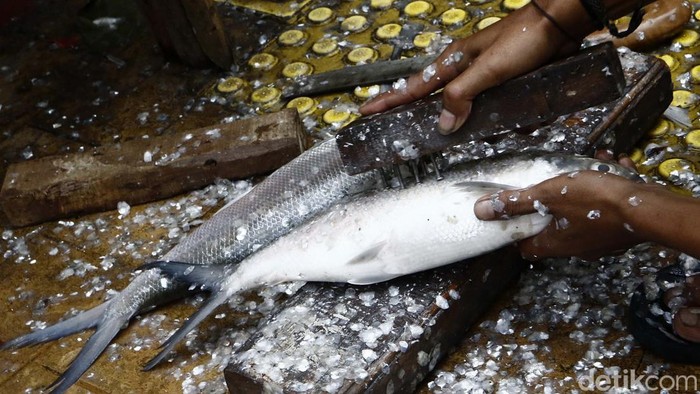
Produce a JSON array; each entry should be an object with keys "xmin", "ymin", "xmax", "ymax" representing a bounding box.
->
[
  {"xmin": 180, "ymin": 0, "xmax": 232, "ymax": 69},
  {"xmin": 223, "ymin": 49, "xmax": 672, "ymax": 392},
  {"xmin": 224, "ymin": 249, "xmax": 524, "ymax": 393},
  {"xmin": 0, "ymin": 109, "xmax": 305, "ymax": 227},
  {"xmin": 337, "ymin": 43, "xmax": 626, "ymax": 175}
]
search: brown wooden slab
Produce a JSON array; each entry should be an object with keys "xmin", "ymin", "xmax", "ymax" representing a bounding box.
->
[
  {"xmin": 223, "ymin": 49, "xmax": 672, "ymax": 392},
  {"xmin": 0, "ymin": 109, "xmax": 306, "ymax": 227},
  {"xmin": 336, "ymin": 43, "xmax": 625, "ymax": 175}
]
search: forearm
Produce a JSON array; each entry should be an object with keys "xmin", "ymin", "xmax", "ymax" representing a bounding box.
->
[{"xmin": 623, "ymin": 184, "xmax": 700, "ymax": 258}]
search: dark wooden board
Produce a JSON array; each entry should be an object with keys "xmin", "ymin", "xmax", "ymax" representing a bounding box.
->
[
  {"xmin": 336, "ymin": 43, "xmax": 626, "ymax": 175},
  {"xmin": 223, "ymin": 49, "xmax": 672, "ymax": 392},
  {"xmin": 0, "ymin": 109, "xmax": 305, "ymax": 227}
]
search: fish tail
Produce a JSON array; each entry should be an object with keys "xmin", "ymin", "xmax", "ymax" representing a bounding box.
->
[
  {"xmin": 142, "ymin": 291, "xmax": 229, "ymax": 371},
  {"xmin": 140, "ymin": 261, "xmax": 241, "ymax": 370},
  {"xmin": 1, "ymin": 302, "xmax": 108, "ymax": 350}
]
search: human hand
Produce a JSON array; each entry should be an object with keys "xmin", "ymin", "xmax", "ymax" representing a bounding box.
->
[
  {"xmin": 473, "ymin": 154, "xmax": 646, "ymax": 261},
  {"xmin": 359, "ymin": 0, "xmax": 593, "ymax": 134}
]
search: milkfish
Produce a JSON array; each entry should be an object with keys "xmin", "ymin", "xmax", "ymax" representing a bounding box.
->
[
  {"xmin": 1, "ymin": 138, "xmax": 379, "ymax": 393},
  {"xmin": 138, "ymin": 152, "xmax": 637, "ymax": 371}
]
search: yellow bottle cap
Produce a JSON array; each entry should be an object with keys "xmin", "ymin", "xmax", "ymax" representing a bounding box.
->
[
  {"xmin": 658, "ymin": 158, "xmax": 695, "ymax": 179},
  {"xmin": 282, "ymin": 62, "xmax": 314, "ymax": 78},
  {"xmin": 216, "ymin": 77, "xmax": 245, "ymax": 93},
  {"xmin": 671, "ymin": 90, "xmax": 697, "ymax": 108},
  {"xmin": 354, "ymin": 85, "xmax": 381, "ymax": 99},
  {"xmin": 341, "ymin": 15, "xmax": 369, "ymax": 32},
  {"xmin": 691, "ymin": 65, "xmax": 700, "ymax": 83},
  {"xmin": 440, "ymin": 8, "xmax": 467, "ymax": 26},
  {"xmin": 656, "ymin": 54, "xmax": 678, "ymax": 71},
  {"xmin": 673, "ymin": 29, "xmax": 699, "ymax": 47},
  {"xmin": 312, "ymin": 38, "xmax": 339, "ymax": 55},
  {"xmin": 248, "ymin": 53, "xmax": 278, "ymax": 70},
  {"xmin": 695, "ymin": 9, "xmax": 700, "ymax": 22},
  {"xmin": 278, "ymin": 29, "xmax": 307, "ymax": 46},
  {"xmin": 323, "ymin": 108, "xmax": 351, "ymax": 124},
  {"xmin": 308, "ymin": 7, "xmax": 334, "ymax": 24},
  {"xmin": 286, "ymin": 97, "xmax": 317, "ymax": 116},
  {"xmin": 371, "ymin": 0, "xmax": 394, "ymax": 10},
  {"xmin": 347, "ymin": 47, "xmax": 378, "ymax": 64},
  {"xmin": 251, "ymin": 86, "xmax": 281, "ymax": 105},
  {"xmin": 413, "ymin": 32, "xmax": 437, "ymax": 48},
  {"xmin": 503, "ymin": 0, "xmax": 530, "ymax": 10},
  {"xmin": 686, "ymin": 129, "xmax": 700, "ymax": 149},
  {"xmin": 629, "ymin": 148, "xmax": 643, "ymax": 163},
  {"xmin": 648, "ymin": 119, "xmax": 671, "ymax": 136},
  {"xmin": 375, "ymin": 23, "xmax": 402, "ymax": 40},
  {"xmin": 476, "ymin": 16, "xmax": 501, "ymax": 30},
  {"xmin": 404, "ymin": 1, "xmax": 433, "ymax": 17}
]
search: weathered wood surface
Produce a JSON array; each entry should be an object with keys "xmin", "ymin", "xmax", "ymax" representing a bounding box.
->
[
  {"xmin": 223, "ymin": 49, "xmax": 672, "ymax": 392},
  {"xmin": 336, "ymin": 43, "xmax": 626, "ymax": 175},
  {"xmin": 0, "ymin": 109, "xmax": 305, "ymax": 227}
]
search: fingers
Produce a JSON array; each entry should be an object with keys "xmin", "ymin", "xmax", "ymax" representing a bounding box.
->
[{"xmin": 473, "ymin": 188, "xmax": 538, "ymax": 220}]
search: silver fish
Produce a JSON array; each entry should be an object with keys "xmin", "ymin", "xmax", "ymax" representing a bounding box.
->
[
  {"xmin": 140, "ymin": 153, "xmax": 638, "ymax": 369},
  {"xmin": 1, "ymin": 138, "xmax": 378, "ymax": 392}
]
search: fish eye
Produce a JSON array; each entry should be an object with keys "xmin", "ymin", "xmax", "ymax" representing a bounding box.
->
[{"xmin": 592, "ymin": 162, "xmax": 611, "ymax": 173}]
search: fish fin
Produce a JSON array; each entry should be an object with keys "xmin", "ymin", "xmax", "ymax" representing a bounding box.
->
[
  {"xmin": 345, "ymin": 242, "xmax": 386, "ymax": 265},
  {"xmin": 0, "ymin": 302, "xmax": 108, "ymax": 350},
  {"xmin": 141, "ymin": 261, "xmax": 227, "ymax": 291},
  {"xmin": 143, "ymin": 291, "xmax": 229, "ymax": 371},
  {"xmin": 452, "ymin": 181, "xmax": 517, "ymax": 191},
  {"xmin": 46, "ymin": 313, "xmax": 124, "ymax": 393},
  {"xmin": 348, "ymin": 274, "xmax": 399, "ymax": 286}
]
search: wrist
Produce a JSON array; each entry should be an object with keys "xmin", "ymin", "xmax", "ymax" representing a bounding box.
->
[{"xmin": 534, "ymin": 0, "xmax": 599, "ymax": 41}]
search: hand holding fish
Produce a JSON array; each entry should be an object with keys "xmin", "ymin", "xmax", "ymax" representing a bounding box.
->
[
  {"xmin": 474, "ymin": 167, "xmax": 700, "ymax": 261},
  {"xmin": 359, "ymin": 0, "xmax": 651, "ymax": 134}
]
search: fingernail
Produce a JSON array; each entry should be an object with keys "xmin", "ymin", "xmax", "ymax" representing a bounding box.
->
[
  {"xmin": 679, "ymin": 307, "xmax": 700, "ymax": 327},
  {"xmin": 438, "ymin": 109, "xmax": 457, "ymax": 135},
  {"xmin": 474, "ymin": 196, "xmax": 496, "ymax": 220}
]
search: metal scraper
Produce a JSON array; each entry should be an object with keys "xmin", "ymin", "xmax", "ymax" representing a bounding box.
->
[{"xmin": 335, "ymin": 43, "xmax": 626, "ymax": 176}]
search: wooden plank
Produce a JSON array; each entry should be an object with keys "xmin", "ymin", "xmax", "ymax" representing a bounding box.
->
[
  {"xmin": 225, "ymin": 249, "xmax": 524, "ymax": 393},
  {"xmin": 180, "ymin": 0, "xmax": 233, "ymax": 69},
  {"xmin": 336, "ymin": 43, "xmax": 625, "ymax": 175},
  {"xmin": 0, "ymin": 109, "xmax": 306, "ymax": 227},
  {"xmin": 223, "ymin": 49, "xmax": 672, "ymax": 392}
]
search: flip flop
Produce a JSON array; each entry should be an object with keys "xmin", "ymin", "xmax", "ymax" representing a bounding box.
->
[{"xmin": 628, "ymin": 262, "xmax": 700, "ymax": 364}]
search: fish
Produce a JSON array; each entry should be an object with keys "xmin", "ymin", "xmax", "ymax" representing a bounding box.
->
[
  {"xmin": 139, "ymin": 152, "xmax": 638, "ymax": 370},
  {"xmin": 1, "ymin": 138, "xmax": 379, "ymax": 393}
]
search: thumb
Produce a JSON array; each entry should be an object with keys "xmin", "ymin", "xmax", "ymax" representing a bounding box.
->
[{"xmin": 474, "ymin": 189, "xmax": 539, "ymax": 220}]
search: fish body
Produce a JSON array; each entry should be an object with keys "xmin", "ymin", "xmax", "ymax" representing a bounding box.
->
[{"xmin": 143, "ymin": 153, "xmax": 638, "ymax": 367}]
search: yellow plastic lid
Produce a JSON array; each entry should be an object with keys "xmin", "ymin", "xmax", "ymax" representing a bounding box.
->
[
  {"xmin": 248, "ymin": 53, "xmax": 278, "ymax": 70},
  {"xmin": 216, "ymin": 77, "xmax": 245, "ymax": 93},
  {"xmin": 656, "ymin": 54, "xmax": 678, "ymax": 71},
  {"xmin": 278, "ymin": 29, "xmax": 307, "ymax": 46},
  {"xmin": 371, "ymin": 0, "xmax": 394, "ymax": 10},
  {"xmin": 629, "ymin": 148, "xmax": 643, "ymax": 164},
  {"xmin": 648, "ymin": 119, "xmax": 671, "ymax": 136},
  {"xmin": 341, "ymin": 15, "xmax": 369, "ymax": 32},
  {"xmin": 686, "ymin": 129, "xmax": 700, "ymax": 149},
  {"xmin": 673, "ymin": 29, "xmax": 699, "ymax": 47},
  {"xmin": 413, "ymin": 32, "xmax": 437, "ymax": 48},
  {"xmin": 347, "ymin": 47, "xmax": 378, "ymax": 64},
  {"xmin": 503, "ymin": 0, "xmax": 530, "ymax": 10},
  {"xmin": 251, "ymin": 86, "xmax": 281, "ymax": 105},
  {"xmin": 282, "ymin": 62, "xmax": 314, "ymax": 78},
  {"xmin": 308, "ymin": 7, "xmax": 334, "ymax": 24},
  {"xmin": 658, "ymin": 158, "xmax": 695, "ymax": 179},
  {"xmin": 323, "ymin": 108, "xmax": 351, "ymax": 124},
  {"xmin": 691, "ymin": 65, "xmax": 700, "ymax": 83},
  {"xmin": 404, "ymin": 1, "xmax": 432, "ymax": 17},
  {"xmin": 312, "ymin": 38, "xmax": 339, "ymax": 55},
  {"xmin": 375, "ymin": 23, "xmax": 402, "ymax": 40},
  {"xmin": 286, "ymin": 97, "xmax": 317, "ymax": 115},
  {"xmin": 441, "ymin": 8, "xmax": 467, "ymax": 26},
  {"xmin": 671, "ymin": 90, "xmax": 696, "ymax": 108},
  {"xmin": 354, "ymin": 85, "xmax": 381, "ymax": 99},
  {"xmin": 476, "ymin": 16, "xmax": 501, "ymax": 30}
]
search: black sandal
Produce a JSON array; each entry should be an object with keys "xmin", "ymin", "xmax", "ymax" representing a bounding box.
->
[{"xmin": 628, "ymin": 262, "xmax": 700, "ymax": 364}]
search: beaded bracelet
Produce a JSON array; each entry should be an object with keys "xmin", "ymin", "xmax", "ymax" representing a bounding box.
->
[{"xmin": 579, "ymin": 0, "xmax": 645, "ymax": 38}]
